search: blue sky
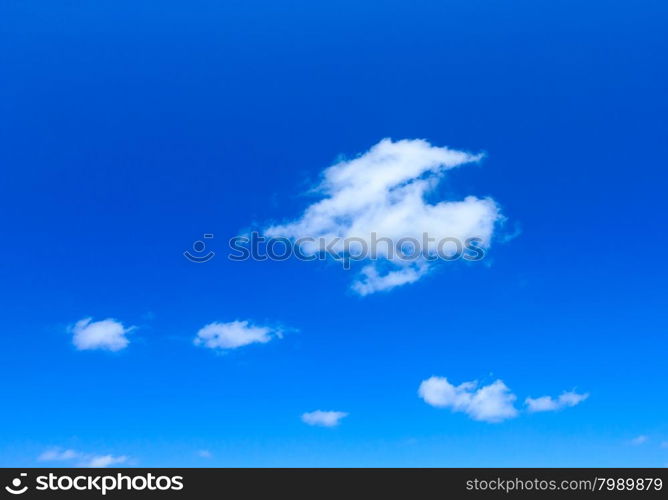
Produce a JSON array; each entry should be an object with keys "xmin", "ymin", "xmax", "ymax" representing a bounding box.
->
[{"xmin": 1, "ymin": 0, "xmax": 667, "ymax": 467}]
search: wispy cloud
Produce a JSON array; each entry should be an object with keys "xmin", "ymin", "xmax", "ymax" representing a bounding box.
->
[
  {"xmin": 630, "ymin": 435, "xmax": 649, "ymax": 446},
  {"xmin": 352, "ymin": 262, "xmax": 429, "ymax": 296},
  {"xmin": 38, "ymin": 449, "xmax": 79, "ymax": 462},
  {"xmin": 197, "ymin": 449, "xmax": 213, "ymax": 458},
  {"xmin": 194, "ymin": 320, "xmax": 282, "ymax": 351},
  {"xmin": 525, "ymin": 391, "xmax": 589, "ymax": 413},
  {"xmin": 38, "ymin": 448, "xmax": 128, "ymax": 468},
  {"xmin": 265, "ymin": 138, "xmax": 501, "ymax": 295},
  {"xmin": 83, "ymin": 455, "xmax": 128, "ymax": 468},
  {"xmin": 301, "ymin": 410, "xmax": 348, "ymax": 427},
  {"xmin": 70, "ymin": 318, "xmax": 134, "ymax": 351}
]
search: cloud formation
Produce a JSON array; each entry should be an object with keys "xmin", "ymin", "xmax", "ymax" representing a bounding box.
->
[
  {"xmin": 301, "ymin": 410, "xmax": 348, "ymax": 427},
  {"xmin": 194, "ymin": 320, "xmax": 281, "ymax": 350},
  {"xmin": 418, "ymin": 376, "xmax": 518, "ymax": 423},
  {"xmin": 265, "ymin": 138, "xmax": 501, "ymax": 295},
  {"xmin": 525, "ymin": 391, "xmax": 589, "ymax": 413},
  {"xmin": 419, "ymin": 376, "xmax": 589, "ymax": 423},
  {"xmin": 38, "ymin": 448, "xmax": 128, "ymax": 468},
  {"xmin": 70, "ymin": 318, "xmax": 133, "ymax": 351}
]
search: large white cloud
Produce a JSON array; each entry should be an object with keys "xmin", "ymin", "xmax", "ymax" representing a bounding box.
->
[
  {"xmin": 418, "ymin": 376, "xmax": 518, "ymax": 423},
  {"xmin": 194, "ymin": 320, "xmax": 281, "ymax": 350},
  {"xmin": 265, "ymin": 138, "xmax": 501, "ymax": 295},
  {"xmin": 70, "ymin": 318, "xmax": 133, "ymax": 351},
  {"xmin": 525, "ymin": 391, "xmax": 589, "ymax": 413},
  {"xmin": 301, "ymin": 410, "xmax": 348, "ymax": 427}
]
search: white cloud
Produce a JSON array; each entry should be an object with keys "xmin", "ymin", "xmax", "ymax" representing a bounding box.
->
[
  {"xmin": 38, "ymin": 449, "xmax": 80, "ymax": 461},
  {"xmin": 38, "ymin": 449, "xmax": 128, "ymax": 468},
  {"xmin": 630, "ymin": 435, "xmax": 649, "ymax": 446},
  {"xmin": 525, "ymin": 391, "xmax": 589, "ymax": 413},
  {"xmin": 197, "ymin": 449, "xmax": 213, "ymax": 458},
  {"xmin": 194, "ymin": 320, "xmax": 281, "ymax": 350},
  {"xmin": 265, "ymin": 138, "xmax": 501, "ymax": 295},
  {"xmin": 420, "ymin": 378, "xmax": 591, "ymax": 423},
  {"xmin": 418, "ymin": 376, "xmax": 518, "ymax": 423},
  {"xmin": 70, "ymin": 318, "xmax": 133, "ymax": 351},
  {"xmin": 83, "ymin": 455, "xmax": 128, "ymax": 468},
  {"xmin": 351, "ymin": 263, "xmax": 429, "ymax": 296},
  {"xmin": 301, "ymin": 410, "xmax": 348, "ymax": 427}
]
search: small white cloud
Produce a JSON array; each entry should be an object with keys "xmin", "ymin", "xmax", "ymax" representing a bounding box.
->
[
  {"xmin": 38, "ymin": 448, "xmax": 128, "ymax": 468},
  {"xmin": 525, "ymin": 391, "xmax": 589, "ymax": 413},
  {"xmin": 351, "ymin": 263, "xmax": 429, "ymax": 296},
  {"xmin": 418, "ymin": 376, "xmax": 518, "ymax": 423},
  {"xmin": 38, "ymin": 449, "xmax": 80, "ymax": 462},
  {"xmin": 661, "ymin": 441, "xmax": 668, "ymax": 449},
  {"xmin": 83, "ymin": 455, "xmax": 128, "ymax": 468},
  {"xmin": 197, "ymin": 449, "xmax": 212, "ymax": 458},
  {"xmin": 194, "ymin": 320, "xmax": 281, "ymax": 350},
  {"xmin": 301, "ymin": 410, "xmax": 348, "ymax": 427},
  {"xmin": 265, "ymin": 138, "xmax": 501, "ymax": 295},
  {"xmin": 630, "ymin": 435, "xmax": 649, "ymax": 446},
  {"xmin": 70, "ymin": 318, "xmax": 133, "ymax": 351}
]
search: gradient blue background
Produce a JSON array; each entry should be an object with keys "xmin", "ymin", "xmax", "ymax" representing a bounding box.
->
[{"xmin": 1, "ymin": 1, "xmax": 666, "ymax": 466}]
